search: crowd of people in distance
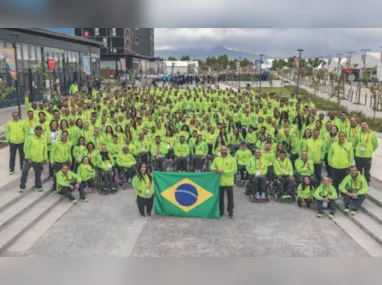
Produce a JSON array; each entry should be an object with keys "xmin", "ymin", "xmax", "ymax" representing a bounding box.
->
[{"xmin": 4, "ymin": 82, "xmax": 379, "ymax": 218}]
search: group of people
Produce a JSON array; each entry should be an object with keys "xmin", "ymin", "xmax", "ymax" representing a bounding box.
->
[{"xmin": 4, "ymin": 83, "xmax": 379, "ymax": 218}]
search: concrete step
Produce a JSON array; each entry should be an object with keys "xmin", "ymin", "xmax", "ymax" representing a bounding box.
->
[
  {"xmin": 337, "ymin": 203, "xmax": 382, "ymax": 246},
  {"xmin": 361, "ymin": 199, "xmax": 382, "ymax": 225},
  {"xmin": 0, "ymin": 188, "xmax": 52, "ymax": 231},
  {"xmin": 0, "ymin": 193, "xmax": 67, "ymax": 254},
  {"xmin": 367, "ymin": 187, "xmax": 382, "ymax": 208},
  {"xmin": 3, "ymin": 201, "xmax": 73, "ymax": 256}
]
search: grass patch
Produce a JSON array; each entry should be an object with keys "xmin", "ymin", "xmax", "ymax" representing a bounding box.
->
[{"xmin": 252, "ymin": 85, "xmax": 382, "ymax": 133}]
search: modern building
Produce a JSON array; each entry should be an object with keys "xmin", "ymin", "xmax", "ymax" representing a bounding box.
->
[
  {"xmin": 0, "ymin": 28, "xmax": 103, "ymax": 108},
  {"xmin": 74, "ymin": 28, "xmax": 162, "ymax": 76}
]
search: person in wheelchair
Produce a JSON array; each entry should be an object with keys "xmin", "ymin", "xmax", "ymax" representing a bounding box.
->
[
  {"xmin": 314, "ymin": 177, "xmax": 337, "ymax": 219},
  {"xmin": 274, "ymin": 150, "xmax": 295, "ymax": 199},
  {"xmin": 294, "ymin": 151, "xmax": 318, "ymax": 187},
  {"xmin": 234, "ymin": 140, "xmax": 252, "ymax": 183},
  {"xmin": 247, "ymin": 148, "xmax": 268, "ymax": 200},
  {"xmin": 116, "ymin": 146, "xmax": 136, "ymax": 184},
  {"xmin": 263, "ymin": 142, "xmax": 276, "ymax": 182},
  {"xmin": 193, "ymin": 134, "xmax": 208, "ymax": 172},
  {"xmin": 296, "ymin": 176, "xmax": 314, "ymax": 208},
  {"xmin": 133, "ymin": 133, "xmax": 150, "ymax": 164},
  {"xmin": 150, "ymin": 136, "xmax": 168, "ymax": 171},
  {"xmin": 174, "ymin": 135, "xmax": 190, "ymax": 172},
  {"xmin": 96, "ymin": 144, "xmax": 117, "ymax": 193}
]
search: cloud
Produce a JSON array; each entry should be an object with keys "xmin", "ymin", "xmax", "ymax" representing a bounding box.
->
[{"xmin": 155, "ymin": 28, "xmax": 382, "ymax": 58}]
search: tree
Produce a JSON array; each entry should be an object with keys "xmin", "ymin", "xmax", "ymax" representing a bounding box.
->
[
  {"xmin": 240, "ymin": 58, "xmax": 253, "ymax": 67},
  {"xmin": 168, "ymin": 56, "xmax": 177, "ymax": 61},
  {"xmin": 0, "ymin": 79, "xmax": 16, "ymax": 101},
  {"xmin": 180, "ymin": 55, "xmax": 190, "ymax": 61}
]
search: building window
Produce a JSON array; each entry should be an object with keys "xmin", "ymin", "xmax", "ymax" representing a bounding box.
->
[
  {"xmin": 95, "ymin": 28, "xmax": 99, "ymax": 36},
  {"xmin": 113, "ymin": 49, "xmax": 117, "ymax": 53},
  {"xmin": 112, "ymin": 28, "xmax": 116, "ymax": 36}
]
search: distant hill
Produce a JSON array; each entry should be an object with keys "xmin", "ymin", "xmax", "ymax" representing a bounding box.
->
[{"xmin": 155, "ymin": 46, "xmax": 269, "ymax": 62}]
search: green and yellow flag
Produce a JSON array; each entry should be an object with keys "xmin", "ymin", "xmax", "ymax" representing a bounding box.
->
[{"xmin": 154, "ymin": 172, "xmax": 220, "ymax": 219}]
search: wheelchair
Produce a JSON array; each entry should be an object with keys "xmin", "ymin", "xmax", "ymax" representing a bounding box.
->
[
  {"xmin": 174, "ymin": 156, "xmax": 190, "ymax": 172},
  {"xmin": 95, "ymin": 167, "xmax": 117, "ymax": 194},
  {"xmin": 116, "ymin": 166, "xmax": 137, "ymax": 190},
  {"xmin": 272, "ymin": 175, "xmax": 297, "ymax": 202},
  {"xmin": 235, "ymin": 165, "xmax": 248, "ymax": 187},
  {"xmin": 245, "ymin": 175, "xmax": 271, "ymax": 202},
  {"xmin": 191, "ymin": 155, "xmax": 207, "ymax": 172}
]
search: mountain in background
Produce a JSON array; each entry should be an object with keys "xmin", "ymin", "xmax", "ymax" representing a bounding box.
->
[{"xmin": 155, "ymin": 46, "xmax": 269, "ymax": 61}]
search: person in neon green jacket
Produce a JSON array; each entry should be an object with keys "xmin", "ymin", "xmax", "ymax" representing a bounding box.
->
[
  {"xmin": 247, "ymin": 148, "xmax": 268, "ymax": 199},
  {"xmin": 303, "ymin": 129, "xmax": 326, "ymax": 181},
  {"xmin": 5, "ymin": 111, "xmax": 26, "ymax": 175},
  {"xmin": 77, "ymin": 156, "xmax": 95, "ymax": 193},
  {"xmin": 193, "ymin": 134, "xmax": 208, "ymax": 172},
  {"xmin": 352, "ymin": 122, "xmax": 379, "ymax": 184},
  {"xmin": 314, "ymin": 177, "xmax": 337, "ymax": 219},
  {"xmin": 116, "ymin": 146, "xmax": 136, "ymax": 184},
  {"xmin": 69, "ymin": 81, "xmax": 78, "ymax": 95},
  {"xmin": 339, "ymin": 165, "xmax": 369, "ymax": 215},
  {"xmin": 210, "ymin": 145, "xmax": 237, "ymax": 218},
  {"xmin": 234, "ymin": 140, "xmax": 252, "ymax": 182},
  {"xmin": 108, "ymin": 135, "xmax": 123, "ymax": 159},
  {"xmin": 328, "ymin": 132, "xmax": 354, "ymax": 193},
  {"xmin": 297, "ymin": 176, "xmax": 314, "ymax": 208},
  {"xmin": 174, "ymin": 135, "xmax": 190, "ymax": 172},
  {"xmin": 274, "ymin": 151, "xmax": 294, "ymax": 199},
  {"xmin": 150, "ymin": 136, "xmax": 168, "ymax": 171},
  {"xmin": 19, "ymin": 126, "xmax": 48, "ymax": 193},
  {"xmin": 56, "ymin": 164, "xmax": 87, "ymax": 203},
  {"xmin": 96, "ymin": 144, "xmax": 117, "ymax": 193},
  {"xmin": 294, "ymin": 151, "xmax": 316, "ymax": 186},
  {"xmin": 73, "ymin": 136, "xmax": 88, "ymax": 171},
  {"xmin": 132, "ymin": 163, "xmax": 154, "ymax": 217}
]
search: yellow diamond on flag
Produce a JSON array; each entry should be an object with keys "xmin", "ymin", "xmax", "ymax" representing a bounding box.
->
[{"xmin": 160, "ymin": 178, "xmax": 213, "ymax": 212}]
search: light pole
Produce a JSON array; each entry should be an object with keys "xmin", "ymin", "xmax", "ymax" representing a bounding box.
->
[
  {"xmin": 346, "ymin": 51, "xmax": 355, "ymax": 68},
  {"xmin": 238, "ymin": 57, "xmax": 241, "ymax": 89},
  {"xmin": 259, "ymin": 54, "xmax": 264, "ymax": 93},
  {"xmin": 296, "ymin": 49, "xmax": 304, "ymax": 96},
  {"xmin": 10, "ymin": 33, "xmax": 22, "ymax": 119},
  {"xmin": 88, "ymin": 47, "xmax": 92, "ymax": 81},
  {"xmin": 360, "ymin": 48, "xmax": 371, "ymax": 72},
  {"xmin": 336, "ymin": 53, "xmax": 343, "ymax": 76}
]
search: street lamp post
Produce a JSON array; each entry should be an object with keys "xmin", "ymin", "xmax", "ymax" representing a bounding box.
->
[
  {"xmin": 296, "ymin": 49, "xmax": 304, "ymax": 96},
  {"xmin": 89, "ymin": 47, "xmax": 92, "ymax": 81},
  {"xmin": 10, "ymin": 33, "xmax": 22, "ymax": 119},
  {"xmin": 259, "ymin": 54, "xmax": 264, "ymax": 93},
  {"xmin": 360, "ymin": 48, "xmax": 371, "ymax": 72},
  {"xmin": 346, "ymin": 51, "xmax": 355, "ymax": 68},
  {"xmin": 239, "ymin": 57, "xmax": 241, "ymax": 89},
  {"xmin": 336, "ymin": 53, "xmax": 343, "ymax": 76}
]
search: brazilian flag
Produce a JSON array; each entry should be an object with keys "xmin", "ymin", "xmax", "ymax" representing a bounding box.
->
[{"xmin": 154, "ymin": 172, "xmax": 220, "ymax": 219}]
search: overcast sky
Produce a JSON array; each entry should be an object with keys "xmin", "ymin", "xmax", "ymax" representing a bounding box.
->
[{"xmin": 155, "ymin": 28, "xmax": 382, "ymax": 58}]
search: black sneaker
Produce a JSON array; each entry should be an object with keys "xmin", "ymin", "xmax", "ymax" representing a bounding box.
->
[
  {"xmin": 228, "ymin": 214, "xmax": 233, "ymax": 219},
  {"xmin": 141, "ymin": 214, "xmax": 146, "ymax": 217}
]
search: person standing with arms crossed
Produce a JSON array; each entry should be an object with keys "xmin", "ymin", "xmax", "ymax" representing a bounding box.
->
[{"xmin": 210, "ymin": 145, "xmax": 237, "ymax": 218}]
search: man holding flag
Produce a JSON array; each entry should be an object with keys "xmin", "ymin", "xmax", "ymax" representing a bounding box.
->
[{"xmin": 210, "ymin": 145, "xmax": 237, "ymax": 218}]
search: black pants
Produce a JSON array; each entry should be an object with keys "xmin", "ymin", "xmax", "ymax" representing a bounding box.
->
[
  {"xmin": 324, "ymin": 154, "xmax": 332, "ymax": 177},
  {"xmin": 331, "ymin": 168, "xmax": 348, "ymax": 194},
  {"xmin": 343, "ymin": 194, "xmax": 366, "ymax": 212},
  {"xmin": 60, "ymin": 181, "xmax": 86, "ymax": 201},
  {"xmin": 176, "ymin": 157, "xmax": 188, "ymax": 171},
  {"xmin": 137, "ymin": 195, "xmax": 154, "ymax": 216},
  {"xmin": 19, "ymin": 161, "xmax": 43, "ymax": 189},
  {"xmin": 117, "ymin": 166, "xmax": 136, "ymax": 181},
  {"xmin": 267, "ymin": 166, "xmax": 275, "ymax": 182},
  {"xmin": 48, "ymin": 151, "xmax": 54, "ymax": 178},
  {"xmin": 219, "ymin": 186, "xmax": 234, "ymax": 216},
  {"xmin": 297, "ymin": 197, "xmax": 312, "ymax": 207},
  {"xmin": 9, "ymin": 143, "xmax": 24, "ymax": 172},
  {"xmin": 316, "ymin": 199, "xmax": 336, "ymax": 213},
  {"xmin": 193, "ymin": 156, "xmax": 204, "ymax": 171},
  {"xmin": 238, "ymin": 165, "xmax": 248, "ymax": 181},
  {"xmin": 81, "ymin": 179, "xmax": 93, "ymax": 189},
  {"xmin": 290, "ymin": 154, "xmax": 299, "ymax": 168},
  {"xmin": 355, "ymin": 157, "xmax": 372, "ymax": 184},
  {"xmin": 103, "ymin": 170, "xmax": 115, "ymax": 187},
  {"xmin": 314, "ymin": 163, "xmax": 322, "ymax": 182},
  {"xmin": 277, "ymin": 176, "xmax": 294, "ymax": 196},
  {"xmin": 253, "ymin": 175, "xmax": 267, "ymax": 194},
  {"xmin": 152, "ymin": 157, "xmax": 165, "ymax": 171}
]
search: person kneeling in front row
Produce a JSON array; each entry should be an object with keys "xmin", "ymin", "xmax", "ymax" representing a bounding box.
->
[
  {"xmin": 296, "ymin": 176, "xmax": 314, "ymax": 208},
  {"xmin": 339, "ymin": 165, "xmax": 369, "ymax": 216},
  {"xmin": 314, "ymin": 177, "xmax": 337, "ymax": 219},
  {"xmin": 57, "ymin": 164, "xmax": 88, "ymax": 204}
]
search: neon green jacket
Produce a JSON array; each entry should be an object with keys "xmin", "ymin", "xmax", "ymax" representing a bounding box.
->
[
  {"xmin": 174, "ymin": 142, "xmax": 190, "ymax": 157},
  {"xmin": 352, "ymin": 130, "xmax": 379, "ymax": 158},
  {"xmin": 210, "ymin": 155, "xmax": 237, "ymax": 186},
  {"xmin": 77, "ymin": 163, "xmax": 95, "ymax": 182},
  {"xmin": 247, "ymin": 156, "xmax": 268, "ymax": 176},
  {"xmin": 328, "ymin": 141, "xmax": 353, "ymax": 169},
  {"xmin": 24, "ymin": 134, "xmax": 48, "ymax": 163},
  {"xmin": 302, "ymin": 138, "xmax": 326, "ymax": 164},
  {"xmin": 96, "ymin": 152, "xmax": 115, "ymax": 171},
  {"xmin": 69, "ymin": 84, "xmax": 78, "ymax": 95},
  {"xmin": 262, "ymin": 150, "xmax": 276, "ymax": 166},
  {"xmin": 339, "ymin": 174, "xmax": 369, "ymax": 195},
  {"xmin": 50, "ymin": 140, "xmax": 72, "ymax": 163},
  {"xmin": 297, "ymin": 184, "xmax": 314, "ymax": 199},
  {"xmin": 246, "ymin": 132, "xmax": 257, "ymax": 144},
  {"xmin": 56, "ymin": 170, "xmax": 81, "ymax": 191},
  {"xmin": 194, "ymin": 141, "xmax": 208, "ymax": 156},
  {"xmin": 5, "ymin": 120, "xmax": 25, "ymax": 144},
  {"xmin": 314, "ymin": 184, "xmax": 338, "ymax": 200},
  {"xmin": 108, "ymin": 142, "xmax": 123, "ymax": 157},
  {"xmin": 274, "ymin": 158, "xmax": 293, "ymax": 176},
  {"xmin": 234, "ymin": 148, "xmax": 252, "ymax": 166},
  {"xmin": 73, "ymin": 145, "xmax": 88, "ymax": 163},
  {"xmin": 295, "ymin": 158, "xmax": 314, "ymax": 176},
  {"xmin": 132, "ymin": 174, "xmax": 154, "ymax": 198},
  {"xmin": 116, "ymin": 152, "xmax": 136, "ymax": 168},
  {"xmin": 150, "ymin": 142, "xmax": 169, "ymax": 157}
]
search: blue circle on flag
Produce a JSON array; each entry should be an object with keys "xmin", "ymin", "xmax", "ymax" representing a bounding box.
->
[{"xmin": 175, "ymin": 183, "xmax": 198, "ymax": 206}]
